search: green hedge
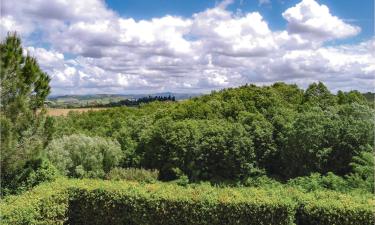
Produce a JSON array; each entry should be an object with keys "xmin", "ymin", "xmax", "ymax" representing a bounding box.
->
[
  {"xmin": 0, "ymin": 179, "xmax": 373, "ymax": 225},
  {"xmin": 295, "ymin": 191, "xmax": 374, "ymax": 225},
  {"xmin": 0, "ymin": 179, "xmax": 71, "ymax": 224},
  {"xmin": 67, "ymin": 182, "xmax": 296, "ymax": 225}
]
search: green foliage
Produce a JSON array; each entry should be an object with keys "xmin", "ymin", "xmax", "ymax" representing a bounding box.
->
[
  {"xmin": 105, "ymin": 167, "xmax": 159, "ymax": 183},
  {"xmin": 52, "ymin": 81, "xmax": 374, "ymax": 184},
  {"xmin": 337, "ymin": 90, "xmax": 368, "ymax": 105},
  {"xmin": 0, "ymin": 179, "xmax": 71, "ymax": 225},
  {"xmin": 302, "ymin": 82, "xmax": 336, "ymax": 108},
  {"xmin": 243, "ymin": 175, "xmax": 282, "ymax": 188},
  {"xmin": 288, "ymin": 173, "xmax": 349, "ymax": 192},
  {"xmin": 346, "ymin": 150, "xmax": 374, "ymax": 192},
  {"xmin": 139, "ymin": 118, "xmax": 256, "ymax": 182},
  {"xmin": 296, "ymin": 191, "xmax": 374, "ymax": 225},
  {"xmin": 2, "ymin": 158, "xmax": 60, "ymax": 196},
  {"xmin": 239, "ymin": 111, "xmax": 276, "ymax": 169},
  {"xmin": 280, "ymin": 107, "xmax": 334, "ymax": 178},
  {"xmin": 46, "ymin": 134, "xmax": 123, "ymax": 178},
  {"xmin": 0, "ymin": 33, "xmax": 52, "ymax": 194},
  {"xmin": 280, "ymin": 103, "xmax": 374, "ymax": 178},
  {"xmin": 1, "ymin": 179, "xmax": 373, "ymax": 225}
]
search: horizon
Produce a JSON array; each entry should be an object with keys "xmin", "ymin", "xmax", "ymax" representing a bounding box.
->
[{"xmin": 2, "ymin": 0, "xmax": 374, "ymax": 95}]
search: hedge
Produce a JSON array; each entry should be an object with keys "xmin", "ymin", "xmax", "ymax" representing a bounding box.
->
[
  {"xmin": 295, "ymin": 191, "xmax": 374, "ymax": 225},
  {"xmin": 66, "ymin": 182, "xmax": 296, "ymax": 225},
  {"xmin": 0, "ymin": 179, "xmax": 72, "ymax": 224},
  {"xmin": 0, "ymin": 179, "xmax": 373, "ymax": 225}
]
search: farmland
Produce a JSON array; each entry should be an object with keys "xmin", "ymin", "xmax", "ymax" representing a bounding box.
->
[{"xmin": 46, "ymin": 107, "xmax": 109, "ymax": 116}]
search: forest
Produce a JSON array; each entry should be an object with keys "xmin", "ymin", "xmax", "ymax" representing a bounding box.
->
[{"xmin": 1, "ymin": 34, "xmax": 374, "ymax": 225}]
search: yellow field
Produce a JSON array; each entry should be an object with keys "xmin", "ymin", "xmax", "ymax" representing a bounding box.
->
[{"xmin": 46, "ymin": 108, "xmax": 108, "ymax": 116}]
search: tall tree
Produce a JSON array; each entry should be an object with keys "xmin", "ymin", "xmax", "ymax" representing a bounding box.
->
[
  {"xmin": 303, "ymin": 82, "xmax": 336, "ymax": 108},
  {"xmin": 0, "ymin": 33, "xmax": 52, "ymax": 191}
]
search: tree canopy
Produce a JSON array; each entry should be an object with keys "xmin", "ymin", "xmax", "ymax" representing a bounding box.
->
[{"xmin": 53, "ymin": 80, "xmax": 374, "ymax": 184}]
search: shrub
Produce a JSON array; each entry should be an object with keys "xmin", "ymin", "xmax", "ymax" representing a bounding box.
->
[
  {"xmin": 105, "ymin": 167, "xmax": 159, "ymax": 183},
  {"xmin": 1, "ymin": 158, "xmax": 59, "ymax": 196},
  {"xmin": 0, "ymin": 179, "xmax": 71, "ymax": 224},
  {"xmin": 287, "ymin": 173, "xmax": 350, "ymax": 192},
  {"xmin": 46, "ymin": 134, "xmax": 123, "ymax": 178},
  {"xmin": 67, "ymin": 181, "xmax": 295, "ymax": 225},
  {"xmin": 296, "ymin": 191, "xmax": 374, "ymax": 225},
  {"xmin": 243, "ymin": 175, "xmax": 282, "ymax": 188},
  {"xmin": 1, "ymin": 179, "xmax": 373, "ymax": 225},
  {"xmin": 346, "ymin": 150, "xmax": 374, "ymax": 192}
]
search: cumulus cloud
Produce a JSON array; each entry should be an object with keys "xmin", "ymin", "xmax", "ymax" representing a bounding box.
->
[
  {"xmin": 282, "ymin": 0, "xmax": 360, "ymax": 41},
  {"xmin": 2, "ymin": 0, "xmax": 373, "ymax": 94}
]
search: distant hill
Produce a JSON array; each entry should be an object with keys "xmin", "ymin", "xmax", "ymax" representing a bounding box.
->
[{"xmin": 47, "ymin": 92, "xmax": 202, "ymax": 108}]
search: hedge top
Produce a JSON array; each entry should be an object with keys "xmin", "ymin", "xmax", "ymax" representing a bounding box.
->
[{"xmin": 1, "ymin": 178, "xmax": 373, "ymax": 225}]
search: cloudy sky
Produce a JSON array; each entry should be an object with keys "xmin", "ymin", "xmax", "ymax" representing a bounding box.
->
[{"xmin": 1, "ymin": 0, "xmax": 374, "ymax": 95}]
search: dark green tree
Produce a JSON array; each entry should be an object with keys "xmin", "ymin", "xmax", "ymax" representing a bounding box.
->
[{"xmin": 0, "ymin": 33, "xmax": 52, "ymax": 194}]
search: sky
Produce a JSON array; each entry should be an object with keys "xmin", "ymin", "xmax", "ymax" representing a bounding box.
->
[{"xmin": 1, "ymin": 0, "xmax": 374, "ymax": 95}]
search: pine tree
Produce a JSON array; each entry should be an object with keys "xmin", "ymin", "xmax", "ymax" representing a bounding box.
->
[{"xmin": 0, "ymin": 33, "xmax": 52, "ymax": 193}]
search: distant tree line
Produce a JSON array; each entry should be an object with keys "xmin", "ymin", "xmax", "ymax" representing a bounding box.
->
[{"xmin": 101, "ymin": 95, "xmax": 176, "ymax": 107}]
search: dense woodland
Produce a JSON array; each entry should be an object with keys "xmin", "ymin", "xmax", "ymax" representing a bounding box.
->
[
  {"xmin": 1, "ymin": 34, "xmax": 374, "ymax": 224},
  {"xmin": 47, "ymin": 82, "xmax": 374, "ymax": 188}
]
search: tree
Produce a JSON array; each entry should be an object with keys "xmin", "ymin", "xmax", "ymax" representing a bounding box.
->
[
  {"xmin": 303, "ymin": 82, "xmax": 336, "ymax": 108},
  {"xmin": 238, "ymin": 111, "xmax": 276, "ymax": 170},
  {"xmin": 280, "ymin": 107, "xmax": 334, "ymax": 178},
  {"xmin": 326, "ymin": 103, "xmax": 374, "ymax": 175},
  {"xmin": 337, "ymin": 90, "xmax": 367, "ymax": 105},
  {"xmin": 1, "ymin": 33, "xmax": 51, "ymax": 116},
  {"xmin": 46, "ymin": 134, "xmax": 123, "ymax": 178},
  {"xmin": 0, "ymin": 33, "xmax": 52, "ymax": 193},
  {"xmin": 139, "ymin": 118, "xmax": 256, "ymax": 182}
]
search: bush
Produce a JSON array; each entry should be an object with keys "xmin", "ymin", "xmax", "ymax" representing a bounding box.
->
[
  {"xmin": 243, "ymin": 175, "xmax": 282, "ymax": 188},
  {"xmin": 1, "ymin": 179, "xmax": 373, "ymax": 225},
  {"xmin": 296, "ymin": 191, "xmax": 374, "ymax": 225},
  {"xmin": 46, "ymin": 134, "xmax": 123, "ymax": 178},
  {"xmin": 0, "ymin": 179, "xmax": 71, "ymax": 224},
  {"xmin": 67, "ymin": 181, "xmax": 295, "ymax": 225},
  {"xmin": 346, "ymin": 150, "xmax": 374, "ymax": 192},
  {"xmin": 1, "ymin": 158, "xmax": 59, "ymax": 196},
  {"xmin": 287, "ymin": 173, "xmax": 350, "ymax": 192},
  {"xmin": 105, "ymin": 167, "xmax": 159, "ymax": 183}
]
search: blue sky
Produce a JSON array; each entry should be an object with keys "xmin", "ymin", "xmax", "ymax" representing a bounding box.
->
[{"xmin": 2, "ymin": 0, "xmax": 374, "ymax": 95}]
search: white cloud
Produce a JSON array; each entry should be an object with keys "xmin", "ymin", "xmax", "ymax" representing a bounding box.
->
[
  {"xmin": 26, "ymin": 47, "xmax": 64, "ymax": 66},
  {"xmin": 282, "ymin": 0, "xmax": 360, "ymax": 41},
  {"xmin": 2, "ymin": 0, "xmax": 373, "ymax": 95},
  {"xmin": 0, "ymin": 16, "xmax": 34, "ymax": 38}
]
